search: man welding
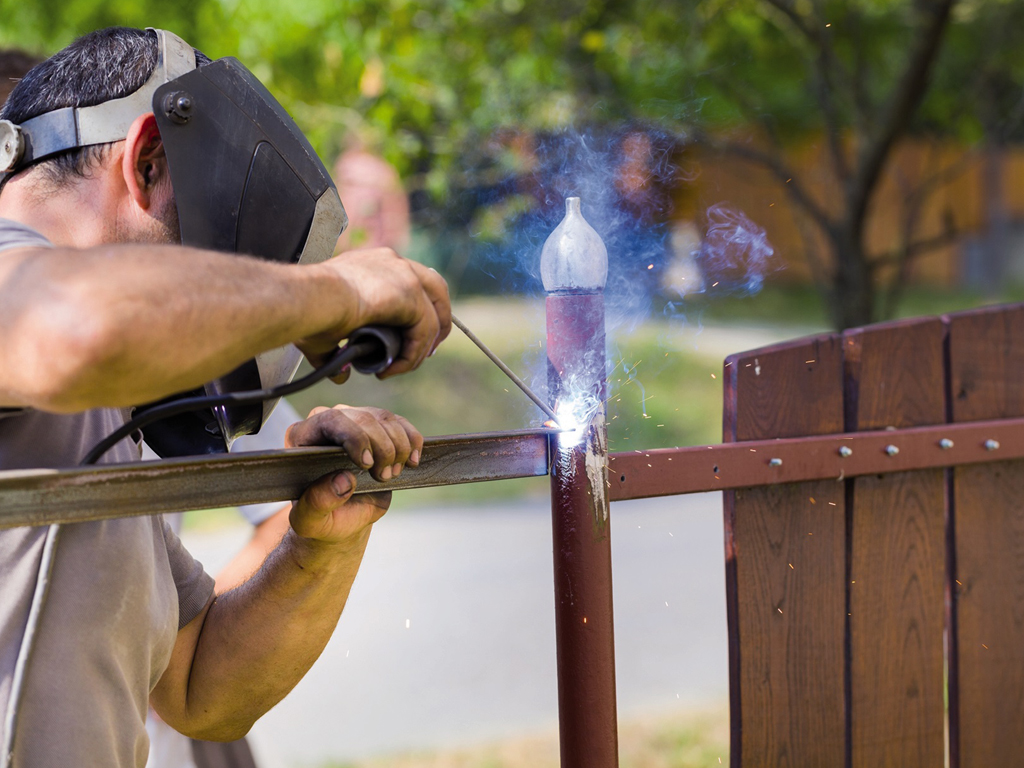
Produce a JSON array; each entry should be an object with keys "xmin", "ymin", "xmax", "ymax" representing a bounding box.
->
[{"xmin": 0, "ymin": 26, "xmax": 450, "ymax": 767}]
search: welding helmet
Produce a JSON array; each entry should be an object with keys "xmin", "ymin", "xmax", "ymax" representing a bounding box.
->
[{"xmin": 0, "ymin": 29, "xmax": 347, "ymax": 456}]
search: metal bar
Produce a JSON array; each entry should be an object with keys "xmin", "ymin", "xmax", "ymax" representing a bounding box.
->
[
  {"xmin": 608, "ymin": 416, "xmax": 1024, "ymax": 502},
  {"xmin": 0, "ymin": 430, "xmax": 552, "ymax": 529},
  {"xmin": 548, "ymin": 290, "xmax": 619, "ymax": 768},
  {"xmin": 8, "ymin": 413, "xmax": 1020, "ymax": 526}
]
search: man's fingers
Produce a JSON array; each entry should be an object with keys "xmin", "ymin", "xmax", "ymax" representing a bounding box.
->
[
  {"xmin": 377, "ymin": 262, "xmax": 448, "ymax": 378},
  {"xmin": 350, "ymin": 411, "xmax": 398, "ymax": 480},
  {"xmin": 328, "ymin": 367, "xmax": 352, "ymax": 385},
  {"xmin": 421, "ymin": 265, "xmax": 452, "ymax": 353},
  {"xmin": 286, "ymin": 405, "xmax": 421, "ymax": 481},
  {"xmin": 391, "ymin": 413, "xmax": 423, "ymax": 467},
  {"xmin": 376, "ymin": 412, "xmax": 413, "ymax": 477},
  {"xmin": 379, "ymin": 308, "xmax": 439, "ymax": 379},
  {"xmin": 290, "ymin": 472, "xmax": 391, "ymax": 542},
  {"xmin": 290, "ymin": 470, "xmax": 355, "ymax": 541},
  {"xmin": 285, "ymin": 408, "xmax": 372, "ymax": 468},
  {"xmin": 333, "ymin": 406, "xmax": 416, "ymax": 480}
]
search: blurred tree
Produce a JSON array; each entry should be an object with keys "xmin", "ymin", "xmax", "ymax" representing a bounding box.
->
[
  {"xmin": 3, "ymin": 0, "xmax": 1022, "ymax": 323},
  {"xmin": 684, "ymin": 0, "xmax": 966, "ymax": 328}
]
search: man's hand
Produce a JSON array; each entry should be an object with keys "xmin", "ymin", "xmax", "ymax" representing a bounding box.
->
[
  {"xmin": 283, "ymin": 404, "xmax": 423, "ymax": 545},
  {"xmin": 298, "ymin": 248, "xmax": 451, "ymax": 384},
  {"xmin": 152, "ymin": 403, "xmax": 423, "ymax": 741},
  {"xmin": 0, "ymin": 239, "xmax": 449, "ymax": 411}
]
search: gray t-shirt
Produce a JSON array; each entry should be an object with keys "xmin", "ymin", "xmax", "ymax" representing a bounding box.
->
[{"xmin": 0, "ymin": 219, "xmax": 215, "ymax": 767}]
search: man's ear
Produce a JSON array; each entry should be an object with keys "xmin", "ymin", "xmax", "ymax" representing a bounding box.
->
[{"xmin": 122, "ymin": 113, "xmax": 167, "ymax": 211}]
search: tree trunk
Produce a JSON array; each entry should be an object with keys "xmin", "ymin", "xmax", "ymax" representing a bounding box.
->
[
  {"xmin": 830, "ymin": 235, "xmax": 874, "ymax": 329},
  {"xmin": 979, "ymin": 137, "xmax": 1008, "ymax": 296}
]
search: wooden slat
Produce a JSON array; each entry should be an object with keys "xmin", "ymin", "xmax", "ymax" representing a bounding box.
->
[
  {"xmin": 844, "ymin": 319, "xmax": 947, "ymax": 768},
  {"xmin": 948, "ymin": 303, "xmax": 1024, "ymax": 767},
  {"xmin": 724, "ymin": 334, "xmax": 846, "ymax": 767}
]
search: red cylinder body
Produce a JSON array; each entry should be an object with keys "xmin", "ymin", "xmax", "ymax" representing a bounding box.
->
[{"xmin": 546, "ymin": 291, "xmax": 619, "ymax": 768}]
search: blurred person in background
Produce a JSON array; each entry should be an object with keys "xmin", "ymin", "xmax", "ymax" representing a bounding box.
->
[{"xmin": 333, "ymin": 136, "xmax": 410, "ymax": 254}]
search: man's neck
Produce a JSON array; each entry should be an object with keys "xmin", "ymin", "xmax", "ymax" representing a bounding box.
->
[{"xmin": 0, "ymin": 172, "xmax": 114, "ymax": 248}]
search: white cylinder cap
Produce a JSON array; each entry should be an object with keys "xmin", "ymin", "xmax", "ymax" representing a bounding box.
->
[{"xmin": 540, "ymin": 197, "xmax": 608, "ymax": 292}]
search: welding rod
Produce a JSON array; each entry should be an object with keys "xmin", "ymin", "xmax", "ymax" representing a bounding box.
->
[{"xmin": 451, "ymin": 314, "xmax": 561, "ymax": 424}]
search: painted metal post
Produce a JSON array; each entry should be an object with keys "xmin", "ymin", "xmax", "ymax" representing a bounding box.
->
[{"xmin": 542, "ymin": 197, "xmax": 619, "ymax": 767}]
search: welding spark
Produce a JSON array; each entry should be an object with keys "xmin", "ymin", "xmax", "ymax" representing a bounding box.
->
[{"xmin": 553, "ymin": 391, "xmax": 602, "ymax": 447}]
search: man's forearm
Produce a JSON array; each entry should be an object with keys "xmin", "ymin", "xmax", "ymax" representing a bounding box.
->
[
  {"xmin": 0, "ymin": 244, "xmax": 353, "ymax": 411},
  {"xmin": 150, "ymin": 409, "xmax": 415, "ymax": 739},
  {"xmin": 154, "ymin": 526, "xmax": 372, "ymax": 740},
  {"xmin": 214, "ymin": 505, "xmax": 292, "ymax": 593}
]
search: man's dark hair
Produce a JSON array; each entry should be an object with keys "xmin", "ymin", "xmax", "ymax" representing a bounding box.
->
[{"xmin": 1, "ymin": 27, "xmax": 209, "ymax": 185}]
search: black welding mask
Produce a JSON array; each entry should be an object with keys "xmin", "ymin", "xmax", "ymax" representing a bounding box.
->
[{"xmin": 0, "ymin": 29, "xmax": 347, "ymax": 457}]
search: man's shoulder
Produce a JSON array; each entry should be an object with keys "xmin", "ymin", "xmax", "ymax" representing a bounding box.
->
[{"xmin": 0, "ymin": 218, "xmax": 52, "ymax": 252}]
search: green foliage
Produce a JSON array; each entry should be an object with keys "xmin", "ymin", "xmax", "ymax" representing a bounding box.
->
[
  {"xmin": 4, "ymin": 1, "xmax": 1018, "ymax": 190},
  {"xmin": 922, "ymin": 0, "xmax": 1024, "ymax": 142},
  {"xmin": 5, "ymin": 0, "xmax": 1022, "ymax": 324},
  {"xmin": 0, "ymin": 0, "xmax": 724, "ymax": 179}
]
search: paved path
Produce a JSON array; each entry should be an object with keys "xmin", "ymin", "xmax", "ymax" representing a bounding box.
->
[{"xmin": 182, "ymin": 491, "xmax": 729, "ymax": 767}]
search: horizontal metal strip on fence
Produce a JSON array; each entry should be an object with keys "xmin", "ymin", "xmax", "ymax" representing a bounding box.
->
[
  {"xmin": 0, "ymin": 429, "xmax": 552, "ymax": 529},
  {"xmin": 609, "ymin": 416, "xmax": 1024, "ymax": 501}
]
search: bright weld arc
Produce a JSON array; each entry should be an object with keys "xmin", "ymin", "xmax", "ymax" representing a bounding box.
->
[{"xmin": 550, "ymin": 393, "xmax": 601, "ymax": 448}]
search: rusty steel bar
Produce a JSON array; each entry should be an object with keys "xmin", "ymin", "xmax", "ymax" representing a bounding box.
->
[
  {"xmin": 0, "ymin": 430, "xmax": 551, "ymax": 529},
  {"xmin": 608, "ymin": 416, "xmax": 1024, "ymax": 501},
  {"xmin": 544, "ymin": 198, "xmax": 619, "ymax": 768}
]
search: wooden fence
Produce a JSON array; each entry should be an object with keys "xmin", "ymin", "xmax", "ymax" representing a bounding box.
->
[{"xmin": 724, "ymin": 302, "xmax": 1024, "ymax": 767}]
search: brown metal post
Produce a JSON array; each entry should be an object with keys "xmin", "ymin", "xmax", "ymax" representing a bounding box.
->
[{"xmin": 543, "ymin": 197, "xmax": 619, "ymax": 768}]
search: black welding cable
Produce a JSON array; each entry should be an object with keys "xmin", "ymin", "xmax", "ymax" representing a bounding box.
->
[
  {"xmin": 80, "ymin": 328, "xmax": 397, "ymax": 466},
  {"xmin": 4, "ymin": 318, "xmax": 554, "ymax": 756}
]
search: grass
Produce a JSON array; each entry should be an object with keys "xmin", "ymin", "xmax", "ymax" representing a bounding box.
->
[
  {"xmin": 180, "ymin": 506, "xmax": 244, "ymax": 532},
  {"xmin": 311, "ymin": 706, "xmax": 729, "ymax": 768}
]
